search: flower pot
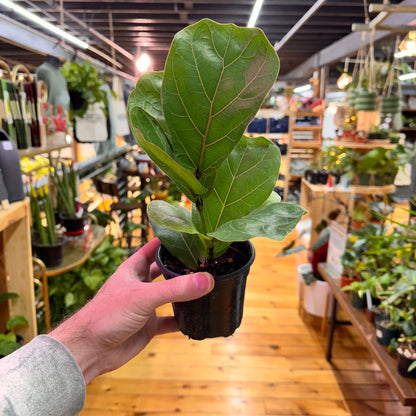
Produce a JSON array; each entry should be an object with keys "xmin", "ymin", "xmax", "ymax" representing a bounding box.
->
[
  {"xmin": 156, "ymin": 241, "xmax": 255, "ymax": 340},
  {"xmin": 59, "ymin": 213, "xmax": 89, "ymax": 235},
  {"xmin": 32, "ymin": 238, "xmax": 65, "ymax": 267},
  {"xmin": 375, "ymin": 315, "xmax": 400, "ymax": 346},
  {"xmin": 341, "ymin": 275, "xmax": 358, "ymax": 289},
  {"xmin": 350, "ymin": 291, "xmax": 366, "ymax": 309},
  {"xmin": 397, "ymin": 346, "xmax": 416, "ymax": 378}
]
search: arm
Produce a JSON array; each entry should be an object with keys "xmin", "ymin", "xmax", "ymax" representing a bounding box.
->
[{"xmin": 0, "ymin": 238, "xmax": 214, "ymax": 414}]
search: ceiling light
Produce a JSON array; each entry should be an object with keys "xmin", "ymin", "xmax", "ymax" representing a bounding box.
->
[
  {"xmin": 247, "ymin": 0, "xmax": 264, "ymax": 28},
  {"xmin": 399, "ymin": 72, "xmax": 416, "ymax": 81},
  {"xmin": 0, "ymin": 0, "xmax": 88, "ymax": 49},
  {"xmin": 293, "ymin": 84, "xmax": 312, "ymax": 93},
  {"xmin": 337, "ymin": 73, "xmax": 353, "ymax": 89},
  {"xmin": 136, "ymin": 53, "xmax": 151, "ymax": 73},
  {"xmin": 394, "ymin": 50, "xmax": 408, "ymax": 58}
]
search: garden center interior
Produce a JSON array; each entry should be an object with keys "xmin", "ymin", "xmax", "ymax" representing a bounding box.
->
[{"xmin": 1, "ymin": 0, "xmax": 416, "ymax": 414}]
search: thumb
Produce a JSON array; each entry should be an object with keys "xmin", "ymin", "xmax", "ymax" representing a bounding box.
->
[{"xmin": 140, "ymin": 272, "xmax": 215, "ymax": 312}]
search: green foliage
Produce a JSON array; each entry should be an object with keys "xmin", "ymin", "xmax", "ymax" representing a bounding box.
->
[
  {"xmin": 0, "ymin": 293, "xmax": 28, "ymax": 357},
  {"xmin": 49, "ymin": 160, "xmax": 78, "ymax": 218},
  {"xmin": 60, "ymin": 60, "xmax": 110, "ymax": 120},
  {"xmin": 41, "ymin": 236, "xmax": 127, "ymax": 331},
  {"xmin": 128, "ymin": 19, "xmax": 305, "ymax": 270},
  {"xmin": 30, "ymin": 184, "xmax": 57, "ymax": 245}
]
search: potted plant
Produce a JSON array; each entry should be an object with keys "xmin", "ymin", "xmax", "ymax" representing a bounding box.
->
[
  {"xmin": 30, "ymin": 184, "xmax": 65, "ymax": 267},
  {"xmin": 350, "ymin": 202, "xmax": 368, "ymax": 229},
  {"xmin": 50, "ymin": 160, "xmax": 89, "ymax": 235},
  {"xmin": 60, "ymin": 60, "xmax": 109, "ymax": 121},
  {"xmin": 0, "ymin": 292, "xmax": 28, "ymax": 357},
  {"xmin": 127, "ymin": 19, "xmax": 305, "ymax": 340}
]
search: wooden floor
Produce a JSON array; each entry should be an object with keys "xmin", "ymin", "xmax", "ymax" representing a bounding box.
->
[{"xmin": 81, "ymin": 226, "xmax": 413, "ymax": 415}]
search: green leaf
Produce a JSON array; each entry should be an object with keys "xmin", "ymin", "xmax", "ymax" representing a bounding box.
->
[
  {"xmin": 148, "ymin": 201, "xmax": 203, "ymax": 269},
  {"xmin": 202, "ymin": 135, "xmax": 280, "ymax": 232},
  {"xmin": 148, "ymin": 200, "xmax": 200, "ymax": 234},
  {"xmin": 162, "ymin": 19, "xmax": 279, "ymax": 190},
  {"xmin": 128, "ymin": 75, "xmax": 208, "ymax": 201},
  {"xmin": 0, "ymin": 333, "xmax": 20, "ymax": 356},
  {"xmin": 209, "ymin": 194, "xmax": 306, "ymax": 242},
  {"xmin": 0, "ymin": 292, "xmax": 19, "ymax": 302},
  {"xmin": 65, "ymin": 292, "xmax": 76, "ymax": 308},
  {"xmin": 6, "ymin": 315, "xmax": 28, "ymax": 331},
  {"xmin": 83, "ymin": 269, "xmax": 104, "ymax": 290}
]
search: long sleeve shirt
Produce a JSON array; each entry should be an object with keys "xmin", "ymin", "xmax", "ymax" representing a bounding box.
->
[{"xmin": 0, "ymin": 335, "xmax": 85, "ymax": 415}]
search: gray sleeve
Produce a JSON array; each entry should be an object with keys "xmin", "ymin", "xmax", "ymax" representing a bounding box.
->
[{"xmin": 0, "ymin": 335, "xmax": 86, "ymax": 416}]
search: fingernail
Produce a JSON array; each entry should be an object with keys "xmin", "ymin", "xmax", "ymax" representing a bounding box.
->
[{"xmin": 194, "ymin": 273, "xmax": 213, "ymax": 292}]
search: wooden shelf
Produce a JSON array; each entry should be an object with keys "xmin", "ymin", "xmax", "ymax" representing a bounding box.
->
[
  {"xmin": 295, "ymin": 111, "xmax": 322, "ymax": 117},
  {"xmin": 319, "ymin": 263, "xmax": 416, "ymax": 409},
  {"xmin": 293, "ymin": 125, "xmax": 321, "ymax": 132},
  {"xmin": 19, "ymin": 143, "xmax": 71, "ymax": 158},
  {"xmin": 0, "ymin": 199, "xmax": 37, "ymax": 342},
  {"xmin": 291, "ymin": 141, "xmax": 322, "ymax": 149},
  {"xmin": 336, "ymin": 140, "xmax": 398, "ymax": 150}
]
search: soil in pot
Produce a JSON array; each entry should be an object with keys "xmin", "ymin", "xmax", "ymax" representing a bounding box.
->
[
  {"xmin": 156, "ymin": 241, "xmax": 255, "ymax": 340},
  {"xmin": 375, "ymin": 315, "xmax": 400, "ymax": 346},
  {"xmin": 32, "ymin": 238, "xmax": 65, "ymax": 267},
  {"xmin": 397, "ymin": 344, "xmax": 416, "ymax": 378}
]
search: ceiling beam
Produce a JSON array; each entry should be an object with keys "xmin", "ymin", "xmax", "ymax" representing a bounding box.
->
[{"xmin": 283, "ymin": 0, "xmax": 416, "ymax": 79}]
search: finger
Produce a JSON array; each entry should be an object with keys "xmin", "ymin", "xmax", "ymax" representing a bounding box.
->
[
  {"xmin": 139, "ymin": 272, "xmax": 215, "ymax": 313},
  {"xmin": 156, "ymin": 316, "xmax": 179, "ymax": 335},
  {"xmin": 120, "ymin": 238, "xmax": 160, "ymax": 277},
  {"xmin": 149, "ymin": 262, "xmax": 161, "ymax": 281}
]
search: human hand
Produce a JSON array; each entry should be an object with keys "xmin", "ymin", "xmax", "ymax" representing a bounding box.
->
[{"xmin": 49, "ymin": 238, "xmax": 214, "ymax": 384}]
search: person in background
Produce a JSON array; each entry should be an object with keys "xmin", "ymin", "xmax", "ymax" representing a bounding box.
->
[{"xmin": 0, "ymin": 238, "xmax": 214, "ymax": 415}]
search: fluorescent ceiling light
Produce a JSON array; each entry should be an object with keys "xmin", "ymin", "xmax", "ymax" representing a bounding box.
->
[
  {"xmin": 293, "ymin": 84, "xmax": 312, "ymax": 93},
  {"xmin": 247, "ymin": 0, "xmax": 264, "ymax": 28},
  {"xmin": 136, "ymin": 53, "xmax": 151, "ymax": 73},
  {"xmin": 399, "ymin": 72, "xmax": 416, "ymax": 81},
  {"xmin": 0, "ymin": 0, "xmax": 88, "ymax": 49}
]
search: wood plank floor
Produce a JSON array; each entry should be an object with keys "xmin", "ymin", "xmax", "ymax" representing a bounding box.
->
[{"xmin": 81, "ymin": 227, "xmax": 413, "ymax": 416}]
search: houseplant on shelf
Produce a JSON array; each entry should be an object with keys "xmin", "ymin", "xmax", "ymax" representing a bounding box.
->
[
  {"xmin": 60, "ymin": 60, "xmax": 109, "ymax": 121},
  {"xmin": 127, "ymin": 19, "xmax": 306, "ymax": 340},
  {"xmin": 30, "ymin": 184, "xmax": 65, "ymax": 267},
  {"xmin": 50, "ymin": 160, "xmax": 89, "ymax": 235}
]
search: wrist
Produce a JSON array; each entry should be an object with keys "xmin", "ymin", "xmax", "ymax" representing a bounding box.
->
[{"xmin": 48, "ymin": 312, "xmax": 101, "ymax": 384}]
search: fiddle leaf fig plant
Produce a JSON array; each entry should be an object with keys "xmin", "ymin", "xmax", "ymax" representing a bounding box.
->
[{"xmin": 128, "ymin": 19, "xmax": 306, "ymax": 270}]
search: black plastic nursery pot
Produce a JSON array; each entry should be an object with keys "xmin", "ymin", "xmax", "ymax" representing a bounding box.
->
[
  {"xmin": 397, "ymin": 348, "xmax": 416, "ymax": 378},
  {"xmin": 375, "ymin": 315, "xmax": 400, "ymax": 346},
  {"xmin": 156, "ymin": 241, "xmax": 255, "ymax": 340},
  {"xmin": 32, "ymin": 238, "xmax": 65, "ymax": 267},
  {"xmin": 59, "ymin": 213, "xmax": 89, "ymax": 235},
  {"xmin": 349, "ymin": 291, "xmax": 366, "ymax": 309}
]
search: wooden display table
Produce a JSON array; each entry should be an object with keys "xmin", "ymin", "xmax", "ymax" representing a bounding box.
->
[
  {"xmin": 300, "ymin": 179, "xmax": 395, "ymax": 248},
  {"xmin": 0, "ymin": 199, "xmax": 37, "ymax": 343},
  {"xmin": 318, "ymin": 263, "xmax": 416, "ymax": 414},
  {"xmin": 33, "ymin": 224, "xmax": 106, "ymax": 331}
]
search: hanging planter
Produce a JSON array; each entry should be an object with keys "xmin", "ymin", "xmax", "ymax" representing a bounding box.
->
[
  {"xmin": 380, "ymin": 95, "xmax": 400, "ymax": 115},
  {"xmin": 354, "ymin": 89, "xmax": 378, "ymax": 111}
]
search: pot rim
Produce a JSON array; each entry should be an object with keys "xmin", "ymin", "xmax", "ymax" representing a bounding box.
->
[
  {"xmin": 156, "ymin": 240, "xmax": 255, "ymax": 281},
  {"xmin": 32, "ymin": 236, "xmax": 66, "ymax": 248}
]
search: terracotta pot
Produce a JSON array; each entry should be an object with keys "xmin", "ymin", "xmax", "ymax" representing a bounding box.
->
[
  {"xmin": 156, "ymin": 241, "xmax": 255, "ymax": 340},
  {"xmin": 341, "ymin": 275, "xmax": 358, "ymax": 289}
]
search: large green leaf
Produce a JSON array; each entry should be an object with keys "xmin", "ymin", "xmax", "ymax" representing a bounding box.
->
[
  {"xmin": 162, "ymin": 19, "xmax": 279, "ymax": 189},
  {"xmin": 209, "ymin": 194, "xmax": 306, "ymax": 242},
  {"xmin": 202, "ymin": 135, "xmax": 280, "ymax": 232},
  {"xmin": 128, "ymin": 78, "xmax": 207, "ymax": 201},
  {"xmin": 148, "ymin": 201, "xmax": 204, "ymax": 269}
]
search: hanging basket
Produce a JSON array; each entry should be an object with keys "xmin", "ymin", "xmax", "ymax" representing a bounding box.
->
[
  {"xmin": 380, "ymin": 95, "xmax": 400, "ymax": 114},
  {"xmin": 354, "ymin": 90, "xmax": 378, "ymax": 111},
  {"xmin": 347, "ymin": 88, "xmax": 356, "ymax": 107}
]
